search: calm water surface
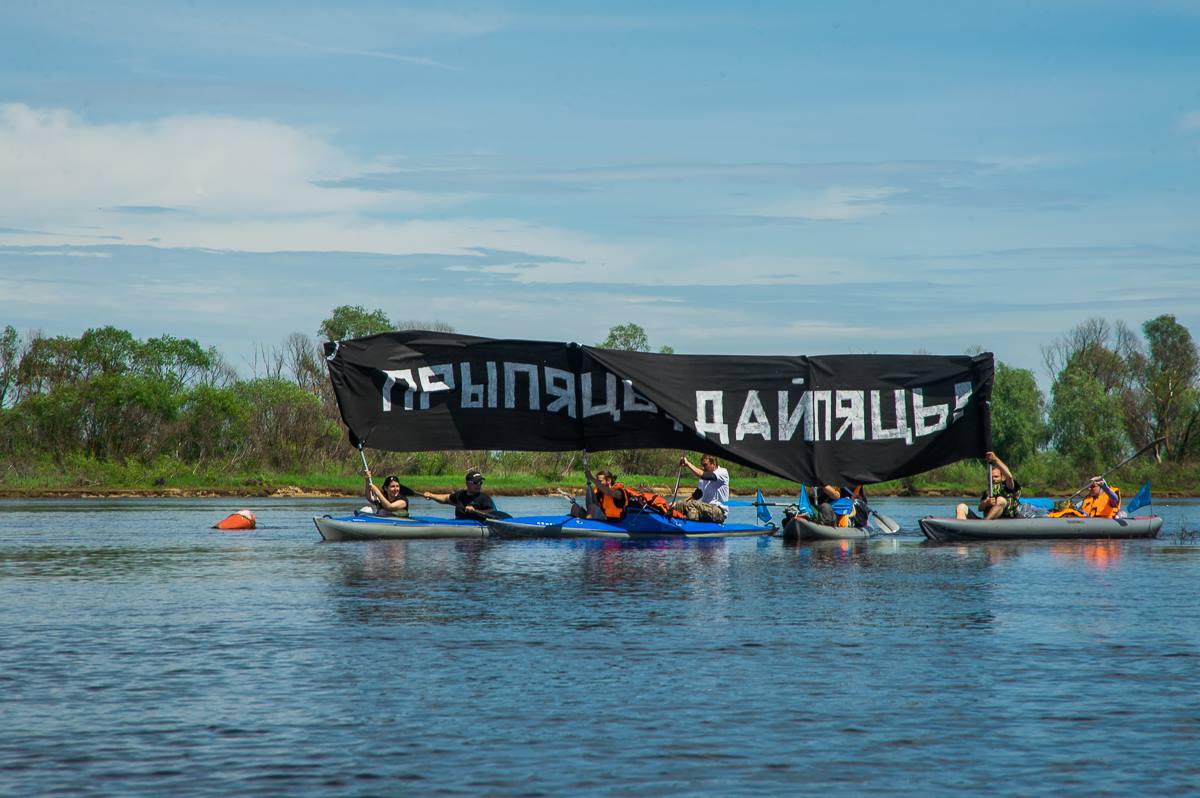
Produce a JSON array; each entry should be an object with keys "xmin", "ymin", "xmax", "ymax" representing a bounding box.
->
[{"xmin": 2, "ymin": 496, "xmax": 1199, "ymax": 797}]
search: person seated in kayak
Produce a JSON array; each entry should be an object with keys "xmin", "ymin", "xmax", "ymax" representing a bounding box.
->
[
  {"xmin": 563, "ymin": 466, "xmax": 628, "ymax": 521},
  {"xmin": 955, "ymin": 451, "xmax": 1020, "ymax": 520},
  {"xmin": 672, "ymin": 454, "xmax": 729, "ymax": 523},
  {"xmin": 1050, "ymin": 477, "xmax": 1121, "ymax": 518},
  {"xmin": 422, "ymin": 468, "xmax": 497, "ymax": 519},
  {"xmin": 363, "ymin": 470, "xmax": 409, "ymax": 517},
  {"xmin": 816, "ymin": 484, "xmax": 869, "ymax": 527}
]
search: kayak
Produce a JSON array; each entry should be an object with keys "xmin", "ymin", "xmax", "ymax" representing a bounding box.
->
[
  {"xmin": 782, "ymin": 515, "xmax": 871, "ymax": 541},
  {"xmin": 918, "ymin": 515, "xmax": 1162, "ymax": 542},
  {"xmin": 313, "ymin": 514, "xmax": 488, "ymax": 541},
  {"xmin": 486, "ymin": 513, "xmax": 776, "ymax": 540}
]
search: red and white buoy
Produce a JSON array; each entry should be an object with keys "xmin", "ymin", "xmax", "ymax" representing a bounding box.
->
[{"xmin": 213, "ymin": 509, "xmax": 256, "ymax": 531}]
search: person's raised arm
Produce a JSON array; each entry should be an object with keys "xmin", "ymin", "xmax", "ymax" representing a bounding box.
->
[
  {"xmin": 364, "ymin": 469, "xmax": 382, "ymax": 503},
  {"xmin": 1095, "ymin": 477, "xmax": 1119, "ymax": 505},
  {"xmin": 679, "ymin": 456, "xmax": 703, "ymax": 480},
  {"xmin": 986, "ymin": 451, "xmax": 1016, "ymax": 490}
]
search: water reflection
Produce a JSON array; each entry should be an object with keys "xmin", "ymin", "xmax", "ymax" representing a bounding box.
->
[
  {"xmin": 934, "ymin": 539, "xmax": 1142, "ymax": 571},
  {"xmin": 1050, "ymin": 540, "xmax": 1125, "ymax": 569},
  {"xmin": 327, "ymin": 537, "xmax": 747, "ymax": 625}
]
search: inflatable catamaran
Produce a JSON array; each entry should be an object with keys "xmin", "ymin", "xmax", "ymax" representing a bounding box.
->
[{"xmin": 315, "ymin": 330, "xmax": 996, "ymax": 540}]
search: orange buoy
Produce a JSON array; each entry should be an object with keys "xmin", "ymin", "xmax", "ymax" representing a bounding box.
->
[{"xmin": 214, "ymin": 509, "xmax": 256, "ymax": 531}]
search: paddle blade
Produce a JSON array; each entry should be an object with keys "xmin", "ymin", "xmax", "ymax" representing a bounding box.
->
[
  {"xmin": 1126, "ymin": 481, "xmax": 1152, "ymax": 514},
  {"xmin": 872, "ymin": 510, "xmax": 901, "ymax": 534},
  {"xmin": 755, "ymin": 489, "xmax": 771, "ymax": 524}
]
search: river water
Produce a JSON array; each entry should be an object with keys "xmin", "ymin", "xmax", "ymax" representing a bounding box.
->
[{"xmin": 2, "ymin": 495, "xmax": 1199, "ymax": 797}]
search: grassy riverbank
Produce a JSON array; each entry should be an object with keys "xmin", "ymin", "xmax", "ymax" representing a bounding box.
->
[{"xmin": 2, "ymin": 454, "xmax": 1196, "ymax": 499}]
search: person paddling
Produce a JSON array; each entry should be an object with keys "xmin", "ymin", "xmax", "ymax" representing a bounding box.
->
[
  {"xmin": 564, "ymin": 466, "xmax": 628, "ymax": 521},
  {"xmin": 956, "ymin": 451, "xmax": 1021, "ymax": 520},
  {"xmin": 672, "ymin": 455, "xmax": 729, "ymax": 523},
  {"xmin": 364, "ymin": 470, "xmax": 409, "ymax": 517},
  {"xmin": 423, "ymin": 468, "xmax": 497, "ymax": 520},
  {"xmin": 816, "ymin": 484, "xmax": 869, "ymax": 528},
  {"xmin": 1050, "ymin": 477, "xmax": 1121, "ymax": 518}
]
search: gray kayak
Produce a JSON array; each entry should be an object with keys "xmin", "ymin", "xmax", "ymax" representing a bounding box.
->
[
  {"xmin": 313, "ymin": 514, "xmax": 488, "ymax": 541},
  {"xmin": 919, "ymin": 515, "xmax": 1162, "ymax": 542},
  {"xmin": 782, "ymin": 516, "xmax": 872, "ymax": 541}
]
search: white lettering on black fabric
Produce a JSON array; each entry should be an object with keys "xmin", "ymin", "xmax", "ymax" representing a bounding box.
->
[{"xmin": 374, "ymin": 362, "xmax": 977, "ymax": 452}]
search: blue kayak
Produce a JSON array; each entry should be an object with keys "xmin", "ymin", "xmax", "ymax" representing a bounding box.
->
[
  {"xmin": 313, "ymin": 514, "xmax": 488, "ymax": 541},
  {"xmin": 486, "ymin": 513, "xmax": 776, "ymax": 540}
]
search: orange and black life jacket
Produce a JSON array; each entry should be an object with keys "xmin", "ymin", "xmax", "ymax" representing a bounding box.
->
[
  {"xmin": 1049, "ymin": 487, "xmax": 1121, "ymax": 519},
  {"xmin": 1081, "ymin": 487, "xmax": 1121, "ymax": 518},
  {"xmin": 622, "ymin": 486, "xmax": 687, "ymax": 519},
  {"xmin": 597, "ymin": 483, "xmax": 629, "ymax": 521}
]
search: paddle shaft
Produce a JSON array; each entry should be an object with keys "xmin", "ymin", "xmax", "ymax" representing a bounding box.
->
[
  {"xmin": 669, "ymin": 459, "xmax": 683, "ymax": 505},
  {"xmin": 357, "ymin": 444, "xmax": 417, "ymax": 497},
  {"xmin": 1065, "ymin": 436, "xmax": 1165, "ymax": 502}
]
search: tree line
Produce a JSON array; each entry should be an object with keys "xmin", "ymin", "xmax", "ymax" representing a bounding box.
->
[
  {"xmin": 0, "ymin": 309, "xmax": 1196, "ymax": 488},
  {"xmin": 989, "ymin": 315, "xmax": 1199, "ymax": 476}
]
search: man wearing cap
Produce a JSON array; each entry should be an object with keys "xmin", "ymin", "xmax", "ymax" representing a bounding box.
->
[{"xmin": 422, "ymin": 468, "xmax": 497, "ymax": 519}]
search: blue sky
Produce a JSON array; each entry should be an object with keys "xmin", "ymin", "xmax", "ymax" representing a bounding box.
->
[{"xmin": 1, "ymin": 0, "xmax": 1198, "ymax": 383}]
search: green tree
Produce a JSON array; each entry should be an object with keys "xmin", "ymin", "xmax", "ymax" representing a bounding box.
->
[
  {"xmin": 75, "ymin": 326, "xmax": 139, "ymax": 378},
  {"xmin": 0, "ymin": 325, "xmax": 19, "ymax": 408},
  {"xmin": 77, "ymin": 373, "xmax": 183, "ymax": 460},
  {"xmin": 990, "ymin": 362, "xmax": 1048, "ymax": 467},
  {"xmin": 597, "ymin": 322, "xmax": 673, "ymax": 353},
  {"xmin": 137, "ymin": 335, "xmax": 215, "ymax": 387},
  {"xmin": 1138, "ymin": 314, "xmax": 1199, "ymax": 461},
  {"xmin": 175, "ymin": 384, "xmax": 252, "ymax": 463},
  {"xmin": 319, "ymin": 305, "xmax": 393, "ymax": 341},
  {"xmin": 15, "ymin": 332, "xmax": 78, "ymax": 399},
  {"xmin": 598, "ymin": 323, "xmax": 649, "ymax": 352},
  {"xmin": 240, "ymin": 378, "xmax": 341, "ymax": 469},
  {"xmin": 1049, "ymin": 366, "xmax": 1127, "ymax": 474}
]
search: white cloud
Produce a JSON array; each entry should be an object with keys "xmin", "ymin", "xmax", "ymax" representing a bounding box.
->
[
  {"xmin": 0, "ymin": 249, "xmax": 111, "ymax": 257},
  {"xmin": 753, "ymin": 186, "xmax": 902, "ymax": 221},
  {"xmin": 0, "ymin": 103, "xmax": 384, "ymax": 218},
  {"xmin": 0, "ymin": 104, "xmax": 648, "ymax": 275}
]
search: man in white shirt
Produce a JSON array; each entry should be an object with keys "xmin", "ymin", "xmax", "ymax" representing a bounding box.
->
[{"xmin": 674, "ymin": 454, "xmax": 729, "ymax": 523}]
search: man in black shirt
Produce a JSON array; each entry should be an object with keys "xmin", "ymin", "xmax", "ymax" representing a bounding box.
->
[{"xmin": 422, "ymin": 468, "xmax": 498, "ymax": 519}]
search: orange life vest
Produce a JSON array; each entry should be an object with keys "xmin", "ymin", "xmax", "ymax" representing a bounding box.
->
[
  {"xmin": 597, "ymin": 483, "xmax": 628, "ymax": 521},
  {"xmin": 622, "ymin": 486, "xmax": 687, "ymax": 519},
  {"xmin": 1081, "ymin": 487, "xmax": 1121, "ymax": 518},
  {"xmin": 1049, "ymin": 487, "xmax": 1121, "ymax": 519}
]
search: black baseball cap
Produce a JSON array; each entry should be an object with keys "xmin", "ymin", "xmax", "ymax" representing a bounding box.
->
[{"xmin": 465, "ymin": 468, "xmax": 485, "ymax": 482}]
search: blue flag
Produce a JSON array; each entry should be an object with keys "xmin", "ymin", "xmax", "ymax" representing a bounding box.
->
[
  {"xmin": 797, "ymin": 486, "xmax": 816, "ymax": 517},
  {"xmin": 755, "ymin": 489, "xmax": 771, "ymax": 524},
  {"xmin": 1125, "ymin": 481, "xmax": 1152, "ymax": 515}
]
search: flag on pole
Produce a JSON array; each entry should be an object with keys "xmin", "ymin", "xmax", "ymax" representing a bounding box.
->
[
  {"xmin": 755, "ymin": 489, "xmax": 771, "ymax": 524},
  {"xmin": 1125, "ymin": 482, "xmax": 1152, "ymax": 515},
  {"xmin": 797, "ymin": 486, "xmax": 816, "ymax": 518}
]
